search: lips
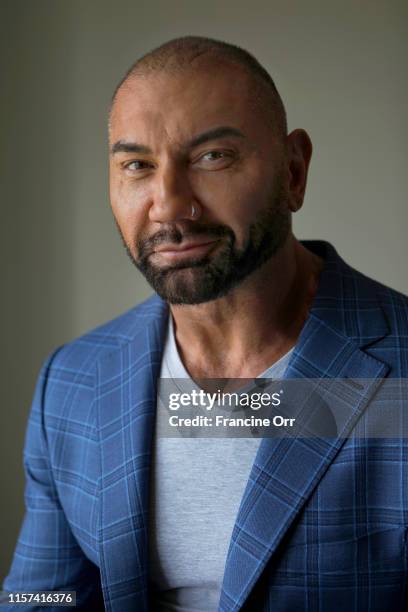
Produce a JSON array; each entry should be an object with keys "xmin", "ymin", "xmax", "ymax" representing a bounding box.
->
[
  {"xmin": 152, "ymin": 237, "xmax": 220, "ymax": 261},
  {"xmin": 155, "ymin": 238, "xmax": 218, "ymax": 254}
]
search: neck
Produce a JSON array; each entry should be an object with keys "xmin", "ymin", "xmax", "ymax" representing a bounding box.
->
[{"xmin": 169, "ymin": 235, "xmax": 324, "ymax": 379}]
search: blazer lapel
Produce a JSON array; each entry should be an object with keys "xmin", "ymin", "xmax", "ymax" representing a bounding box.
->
[
  {"xmin": 96, "ymin": 301, "xmax": 168, "ymax": 612},
  {"xmin": 219, "ymin": 242, "xmax": 390, "ymax": 612}
]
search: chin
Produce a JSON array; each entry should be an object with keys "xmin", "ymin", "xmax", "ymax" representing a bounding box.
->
[{"xmin": 155, "ymin": 270, "xmax": 217, "ymax": 305}]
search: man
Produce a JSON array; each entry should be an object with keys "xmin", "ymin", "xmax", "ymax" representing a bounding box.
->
[{"xmin": 3, "ymin": 36, "xmax": 408, "ymax": 611}]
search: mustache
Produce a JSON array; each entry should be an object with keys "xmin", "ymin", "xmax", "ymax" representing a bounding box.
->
[{"xmin": 137, "ymin": 223, "xmax": 233, "ymax": 257}]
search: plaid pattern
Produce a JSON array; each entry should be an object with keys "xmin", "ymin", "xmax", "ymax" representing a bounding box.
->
[{"xmin": 3, "ymin": 241, "xmax": 408, "ymax": 611}]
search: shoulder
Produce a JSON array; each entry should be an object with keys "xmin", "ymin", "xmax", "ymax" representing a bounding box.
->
[
  {"xmin": 44, "ymin": 293, "xmax": 168, "ymax": 382},
  {"xmin": 307, "ymin": 240, "xmax": 408, "ymax": 334},
  {"xmin": 344, "ymin": 262, "xmax": 408, "ymax": 332}
]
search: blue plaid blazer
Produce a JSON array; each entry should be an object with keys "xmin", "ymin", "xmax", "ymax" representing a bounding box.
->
[{"xmin": 3, "ymin": 241, "xmax": 408, "ymax": 611}]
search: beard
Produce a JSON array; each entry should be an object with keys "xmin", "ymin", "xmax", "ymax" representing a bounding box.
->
[{"xmin": 116, "ymin": 181, "xmax": 291, "ymax": 305}]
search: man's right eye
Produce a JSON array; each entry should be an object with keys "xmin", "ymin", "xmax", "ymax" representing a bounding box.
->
[{"xmin": 123, "ymin": 160, "xmax": 154, "ymax": 172}]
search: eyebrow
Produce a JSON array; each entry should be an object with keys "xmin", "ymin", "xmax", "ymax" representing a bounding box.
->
[
  {"xmin": 110, "ymin": 126, "xmax": 245, "ymax": 156},
  {"xmin": 187, "ymin": 126, "xmax": 245, "ymax": 148},
  {"xmin": 110, "ymin": 141, "xmax": 152, "ymax": 155}
]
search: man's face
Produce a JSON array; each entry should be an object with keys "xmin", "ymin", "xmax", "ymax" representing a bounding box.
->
[{"xmin": 109, "ymin": 62, "xmax": 291, "ymax": 304}]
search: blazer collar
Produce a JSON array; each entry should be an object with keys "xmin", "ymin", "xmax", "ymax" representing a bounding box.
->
[
  {"xmin": 302, "ymin": 240, "xmax": 389, "ymax": 349},
  {"xmin": 96, "ymin": 298, "xmax": 168, "ymax": 611}
]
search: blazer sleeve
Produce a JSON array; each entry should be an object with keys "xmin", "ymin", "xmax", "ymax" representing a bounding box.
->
[{"xmin": 1, "ymin": 348, "xmax": 104, "ymax": 611}]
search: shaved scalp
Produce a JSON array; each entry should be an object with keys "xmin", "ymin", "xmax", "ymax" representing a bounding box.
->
[{"xmin": 110, "ymin": 36, "xmax": 288, "ymax": 140}]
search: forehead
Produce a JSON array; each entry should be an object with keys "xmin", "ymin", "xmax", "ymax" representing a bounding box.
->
[{"xmin": 109, "ymin": 63, "xmax": 270, "ymax": 148}]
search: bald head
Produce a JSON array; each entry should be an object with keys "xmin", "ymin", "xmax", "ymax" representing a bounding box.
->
[{"xmin": 110, "ymin": 36, "xmax": 287, "ymax": 140}]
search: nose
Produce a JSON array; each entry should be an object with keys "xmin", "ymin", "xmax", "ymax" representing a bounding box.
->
[{"xmin": 149, "ymin": 161, "xmax": 198, "ymax": 223}]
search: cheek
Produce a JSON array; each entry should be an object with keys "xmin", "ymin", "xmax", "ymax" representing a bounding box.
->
[
  {"xmin": 109, "ymin": 176, "xmax": 150, "ymax": 244},
  {"xmin": 192, "ymin": 168, "xmax": 270, "ymax": 244}
]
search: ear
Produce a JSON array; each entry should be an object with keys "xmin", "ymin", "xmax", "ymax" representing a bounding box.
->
[{"xmin": 285, "ymin": 129, "xmax": 313, "ymax": 213}]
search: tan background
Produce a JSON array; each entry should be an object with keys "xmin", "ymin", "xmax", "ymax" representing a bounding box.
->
[{"xmin": 1, "ymin": 0, "xmax": 407, "ymax": 580}]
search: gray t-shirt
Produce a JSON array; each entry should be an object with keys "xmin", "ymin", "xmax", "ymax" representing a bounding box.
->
[{"xmin": 149, "ymin": 316, "xmax": 293, "ymax": 611}]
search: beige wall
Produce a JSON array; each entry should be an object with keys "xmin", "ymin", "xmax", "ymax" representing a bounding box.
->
[{"xmin": 1, "ymin": 0, "xmax": 407, "ymax": 580}]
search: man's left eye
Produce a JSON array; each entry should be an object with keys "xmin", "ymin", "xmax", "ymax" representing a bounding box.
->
[{"xmin": 201, "ymin": 151, "xmax": 226, "ymax": 162}]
